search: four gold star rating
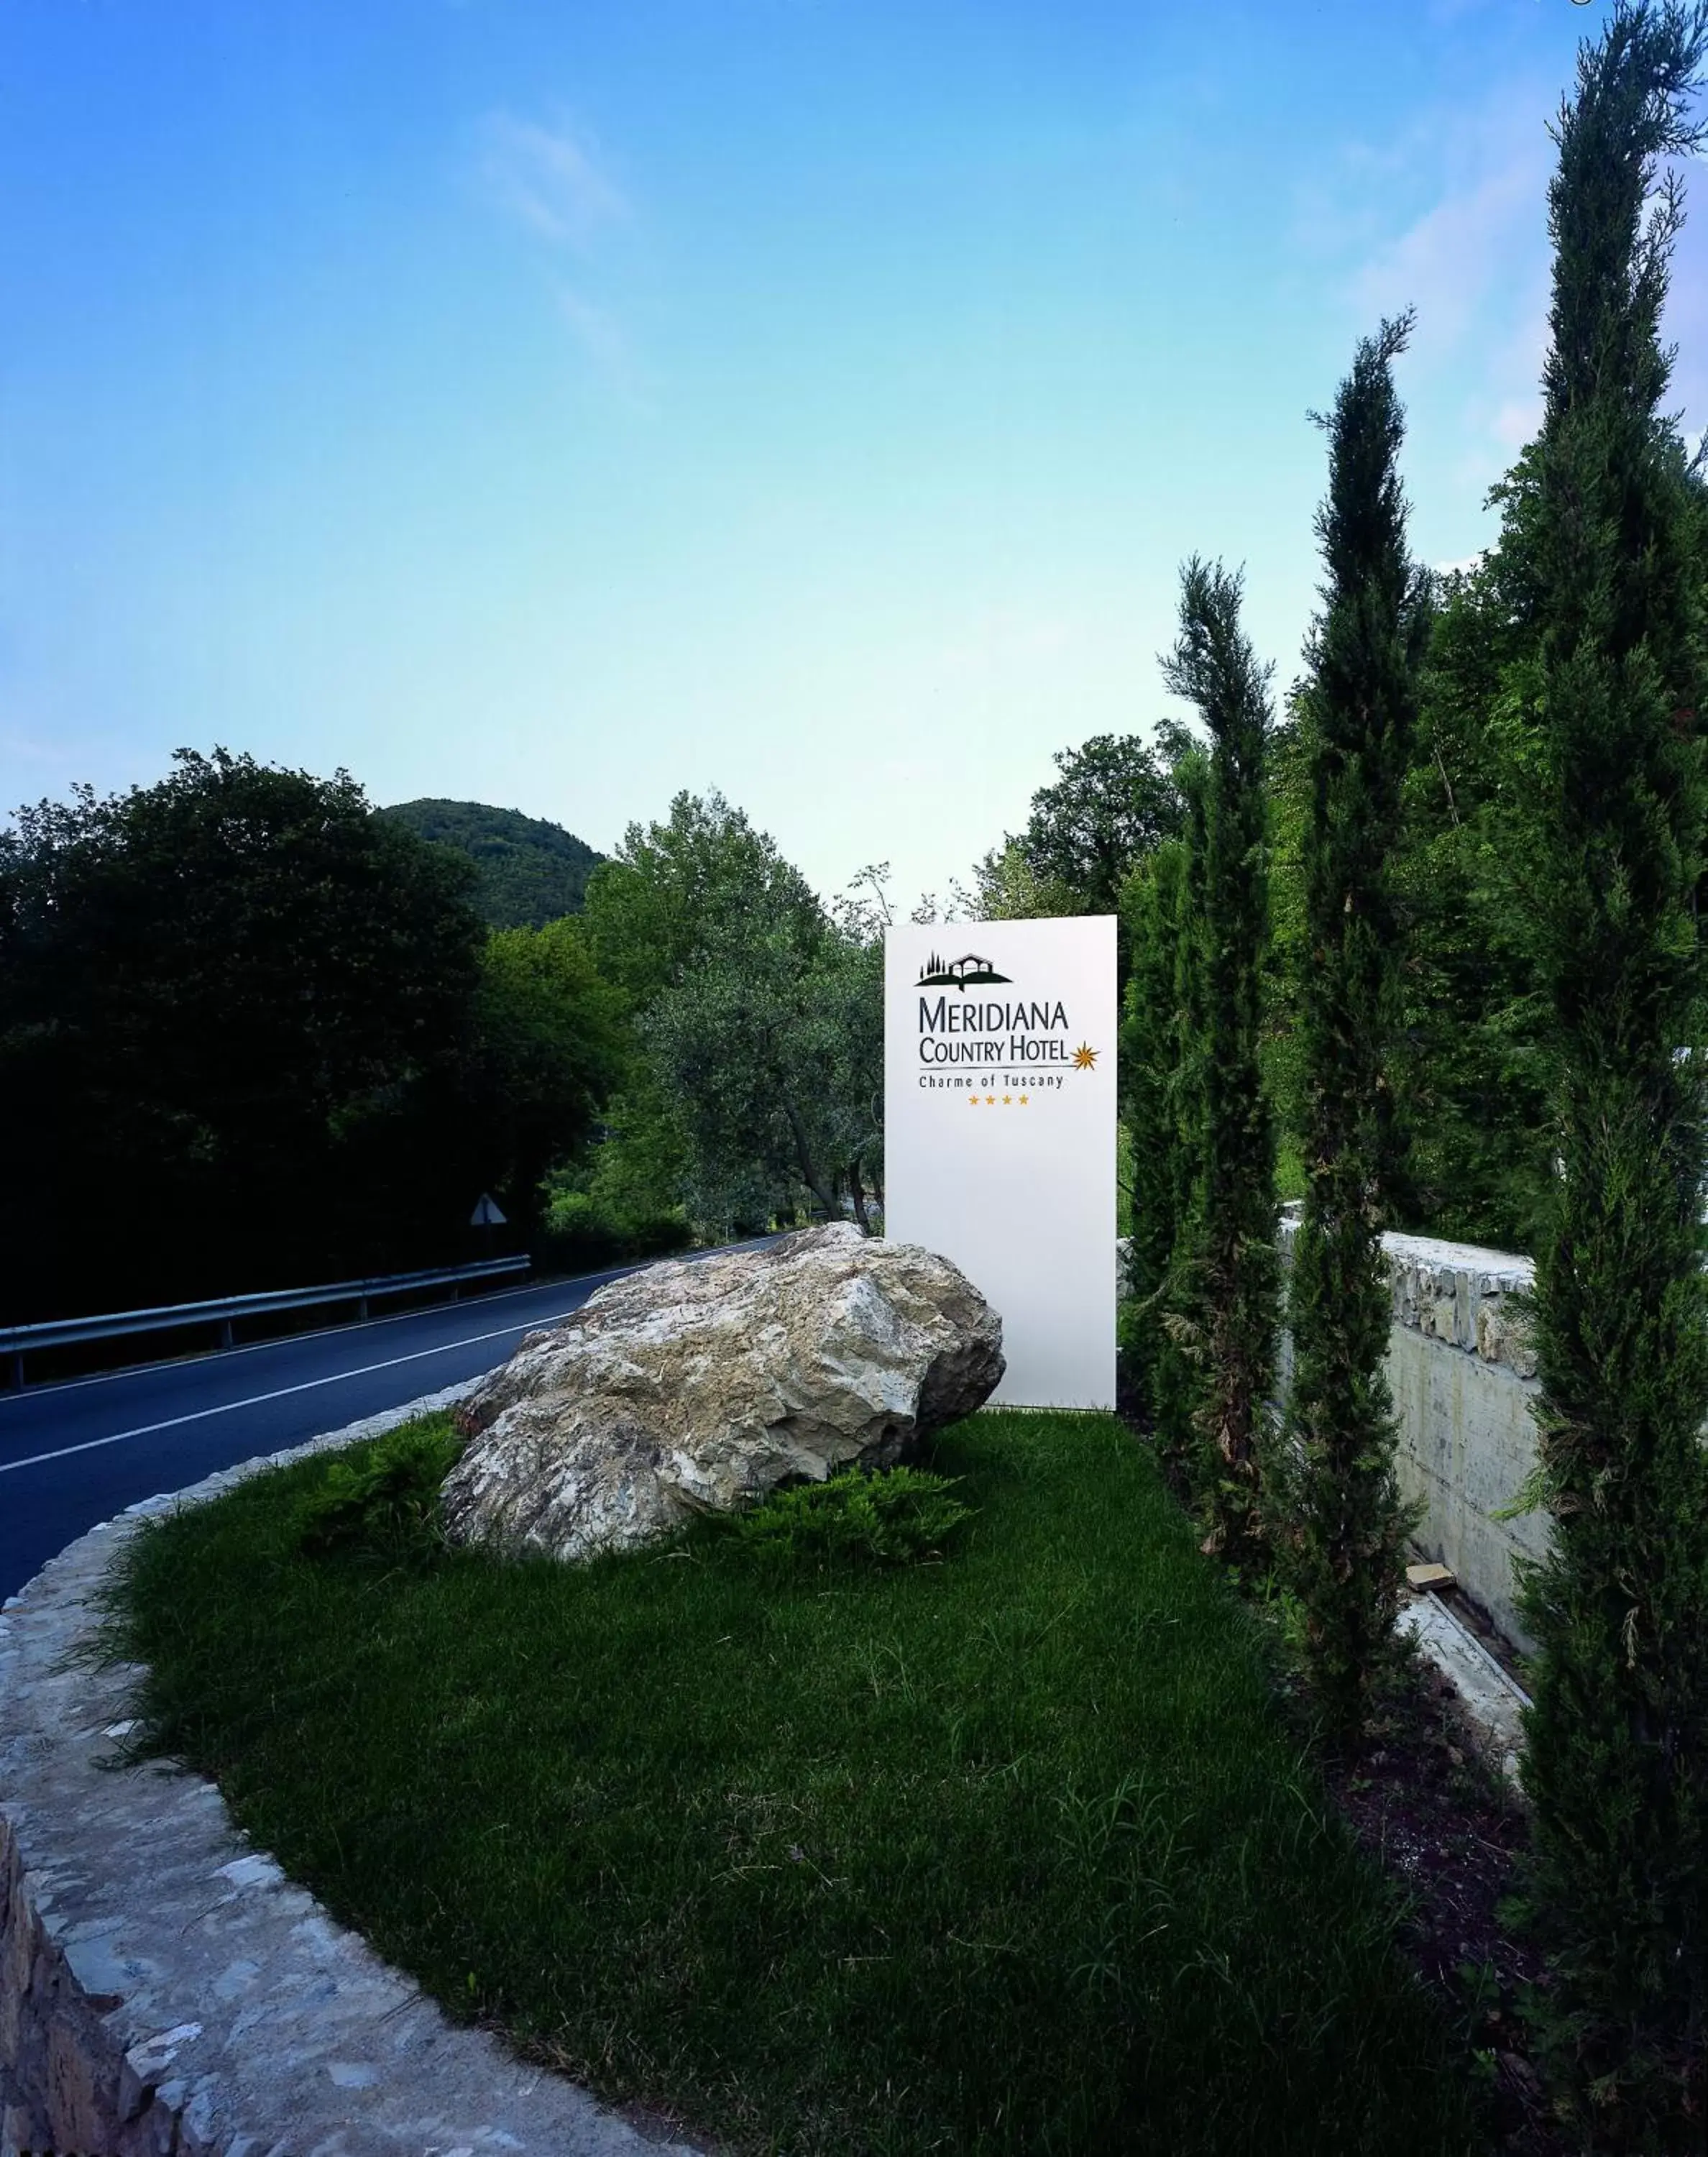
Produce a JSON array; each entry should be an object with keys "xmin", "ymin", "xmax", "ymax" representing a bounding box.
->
[{"xmin": 958, "ymin": 1050, "xmax": 1101, "ymax": 1105}]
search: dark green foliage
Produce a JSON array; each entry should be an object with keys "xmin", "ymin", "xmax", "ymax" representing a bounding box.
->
[
  {"xmin": 377, "ymin": 800, "xmax": 605, "ymax": 930},
  {"xmin": 466, "ymin": 919, "xmax": 628, "ymax": 1242},
  {"xmin": 1251, "ymin": 710, "xmax": 1311, "ymax": 1206},
  {"xmin": 1149, "ymin": 743, "xmax": 1216, "ymax": 1471},
  {"xmin": 294, "ymin": 1414, "xmax": 464, "ymax": 1567},
  {"xmin": 0, "ymin": 751, "xmax": 637, "ymax": 1322},
  {"xmin": 1118, "ymin": 835, "xmax": 1193, "ymax": 1430},
  {"xmin": 1014, "ymin": 731, "xmax": 1187, "ymax": 917},
  {"xmin": 1270, "ymin": 316, "xmax": 1430, "ymax": 1736},
  {"xmin": 973, "ymin": 732, "xmax": 1190, "ymax": 997},
  {"xmin": 582, "ymin": 788, "xmax": 822, "ymax": 1009},
  {"xmin": 1384, "ymin": 559, "xmax": 1561, "ymax": 1253},
  {"xmin": 584, "ymin": 792, "xmax": 883, "ymax": 1238},
  {"xmin": 1496, "ymin": 6, "xmax": 1708, "ymax": 2140},
  {"xmin": 1118, "ymin": 731, "xmax": 1216, "ymax": 1461},
  {"xmin": 533, "ymin": 1186, "xmax": 694, "ymax": 1273},
  {"xmin": 1159, "ymin": 560, "xmax": 1283, "ymax": 1570},
  {"xmin": 721, "ymin": 1465, "xmax": 975, "ymax": 1568},
  {"xmin": 109, "ymin": 1411, "xmax": 1487, "ymax": 2156},
  {"xmin": 0, "ymin": 749, "xmax": 489, "ymax": 1319},
  {"xmin": 643, "ymin": 899, "xmax": 879, "ymax": 1234}
]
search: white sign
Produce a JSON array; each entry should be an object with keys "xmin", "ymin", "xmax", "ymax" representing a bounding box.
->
[{"xmin": 883, "ymin": 915, "xmax": 1116, "ymax": 1409}]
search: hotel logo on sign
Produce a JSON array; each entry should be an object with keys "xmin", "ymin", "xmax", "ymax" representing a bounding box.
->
[
  {"xmin": 916, "ymin": 951, "xmax": 1011, "ymax": 986},
  {"xmin": 914, "ymin": 961, "xmax": 1100, "ymax": 1098}
]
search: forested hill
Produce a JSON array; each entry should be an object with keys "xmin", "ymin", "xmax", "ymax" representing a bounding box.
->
[{"xmin": 377, "ymin": 800, "xmax": 605, "ymax": 929}]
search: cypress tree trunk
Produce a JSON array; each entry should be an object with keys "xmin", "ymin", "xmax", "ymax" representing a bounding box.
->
[
  {"xmin": 1161, "ymin": 560, "xmax": 1282, "ymax": 1570},
  {"xmin": 1272, "ymin": 313, "xmax": 1430, "ymax": 1737},
  {"xmin": 1497, "ymin": 6, "xmax": 1708, "ymax": 2139}
]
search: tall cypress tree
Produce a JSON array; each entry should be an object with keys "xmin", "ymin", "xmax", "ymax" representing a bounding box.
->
[
  {"xmin": 1151, "ymin": 743, "xmax": 1215, "ymax": 1473},
  {"xmin": 1272, "ymin": 314, "xmax": 1431, "ymax": 1735},
  {"xmin": 1160, "ymin": 561, "xmax": 1282, "ymax": 1567},
  {"xmin": 1120, "ymin": 833, "xmax": 1190, "ymax": 1434},
  {"xmin": 1496, "ymin": 6, "xmax": 1708, "ymax": 2139}
]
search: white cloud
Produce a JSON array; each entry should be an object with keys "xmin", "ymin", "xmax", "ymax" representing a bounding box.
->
[
  {"xmin": 1298, "ymin": 75, "xmax": 1561, "ymax": 501},
  {"xmin": 475, "ymin": 111, "xmax": 648, "ymax": 390},
  {"xmin": 555, "ymin": 286, "xmax": 648, "ymax": 404},
  {"xmin": 1346, "ymin": 83, "xmax": 1553, "ymax": 368},
  {"xmin": 1333, "ymin": 80, "xmax": 1707, "ymax": 500},
  {"xmin": 478, "ymin": 112, "xmax": 630, "ymax": 253}
]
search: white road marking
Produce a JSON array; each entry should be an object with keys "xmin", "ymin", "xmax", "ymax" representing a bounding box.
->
[{"xmin": 0, "ymin": 1309, "xmax": 586, "ymax": 1476}]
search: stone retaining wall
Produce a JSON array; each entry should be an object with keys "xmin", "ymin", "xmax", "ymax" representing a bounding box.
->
[
  {"xmin": 1269, "ymin": 1204, "xmax": 1558, "ymax": 1654},
  {"xmin": 0, "ymin": 1384, "xmax": 708, "ymax": 2157},
  {"xmin": 1121, "ymin": 1211, "xmax": 1562, "ymax": 1649}
]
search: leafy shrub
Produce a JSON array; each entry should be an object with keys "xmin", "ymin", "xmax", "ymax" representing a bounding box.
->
[
  {"xmin": 535, "ymin": 1188, "xmax": 693, "ymax": 1273},
  {"xmin": 726, "ymin": 1466, "xmax": 975, "ymax": 1568},
  {"xmin": 295, "ymin": 1416, "xmax": 464, "ymax": 1566}
]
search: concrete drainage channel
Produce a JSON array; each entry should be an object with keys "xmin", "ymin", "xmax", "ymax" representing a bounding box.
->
[
  {"xmin": 2, "ymin": 1398, "xmax": 1531, "ymax": 2157},
  {"xmin": 0, "ymin": 1382, "xmax": 712, "ymax": 2157},
  {"xmin": 1400, "ymin": 1580, "xmax": 1532, "ymax": 1788}
]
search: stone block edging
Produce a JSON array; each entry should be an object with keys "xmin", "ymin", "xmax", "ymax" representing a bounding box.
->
[
  {"xmin": 1, "ymin": 1383, "xmax": 710, "ymax": 2157},
  {"xmin": 1276, "ymin": 1202, "xmax": 1539, "ymax": 1378}
]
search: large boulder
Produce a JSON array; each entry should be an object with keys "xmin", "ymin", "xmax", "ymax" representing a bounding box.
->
[{"xmin": 441, "ymin": 1224, "xmax": 1004, "ymax": 1565}]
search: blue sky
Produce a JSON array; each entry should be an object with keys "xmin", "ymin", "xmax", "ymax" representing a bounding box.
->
[{"xmin": 4, "ymin": 0, "xmax": 1705, "ymax": 914}]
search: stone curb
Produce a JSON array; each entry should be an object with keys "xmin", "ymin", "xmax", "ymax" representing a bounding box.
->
[
  {"xmin": 1397, "ymin": 1592, "xmax": 1531, "ymax": 1791},
  {"xmin": 1, "ymin": 1383, "xmax": 710, "ymax": 2157}
]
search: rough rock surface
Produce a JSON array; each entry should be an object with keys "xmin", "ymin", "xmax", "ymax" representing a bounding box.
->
[{"xmin": 442, "ymin": 1224, "xmax": 1004, "ymax": 1564}]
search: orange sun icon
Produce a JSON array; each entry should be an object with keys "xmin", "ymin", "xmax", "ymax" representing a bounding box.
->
[{"xmin": 1073, "ymin": 1043, "xmax": 1100, "ymax": 1071}]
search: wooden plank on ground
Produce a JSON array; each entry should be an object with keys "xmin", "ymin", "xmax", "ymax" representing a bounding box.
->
[{"xmin": 1406, "ymin": 1561, "xmax": 1455, "ymax": 1592}]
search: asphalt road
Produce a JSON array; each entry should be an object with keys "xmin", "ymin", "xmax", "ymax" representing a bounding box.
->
[{"xmin": 0, "ymin": 1252, "xmax": 733, "ymax": 1601}]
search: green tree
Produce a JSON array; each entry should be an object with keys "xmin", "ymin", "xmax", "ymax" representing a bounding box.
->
[
  {"xmin": 582, "ymin": 789, "xmax": 820, "ymax": 1007},
  {"xmin": 377, "ymin": 800, "xmax": 605, "ymax": 929},
  {"xmin": 1493, "ymin": 6, "xmax": 1708, "ymax": 2139},
  {"xmin": 1159, "ymin": 561, "xmax": 1282, "ymax": 1569},
  {"xmin": 643, "ymin": 891, "xmax": 882, "ymax": 1238},
  {"xmin": 1015, "ymin": 732, "xmax": 1186, "ymax": 914},
  {"xmin": 576, "ymin": 792, "xmax": 823, "ymax": 1236},
  {"xmin": 1261, "ymin": 553, "xmax": 1561, "ymax": 1253},
  {"xmin": 1270, "ymin": 316, "xmax": 1431, "ymax": 1736},
  {"xmin": 1252, "ymin": 702, "xmax": 1312, "ymax": 1207},
  {"xmin": 960, "ymin": 838, "xmax": 1075, "ymax": 922},
  {"xmin": 1124, "ymin": 737, "xmax": 1215, "ymax": 1472},
  {"xmin": 466, "ymin": 918, "xmax": 627, "ymax": 1238},
  {"xmin": 1119, "ymin": 814, "xmax": 1191, "ymax": 1432},
  {"xmin": 820, "ymin": 868, "xmax": 891, "ymax": 1228},
  {"xmin": 965, "ymin": 732, "xmax": 1190, "ymax": 985},
  {"xmin": 582, "ymin": 792, "xmax": 879, "ymax": 1240},
  {"xmin": 0, "ymin": 748, "xmax": 486, "ymax": 1316},
  {"xmin": 1384, "ymin": 554, "xmax": 1560, "ymax": 1252}
]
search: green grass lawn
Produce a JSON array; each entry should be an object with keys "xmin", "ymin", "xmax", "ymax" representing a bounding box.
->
[{"xmin": 106, "ymin": 1411, "xmax": 1484, "ymax": 2157}]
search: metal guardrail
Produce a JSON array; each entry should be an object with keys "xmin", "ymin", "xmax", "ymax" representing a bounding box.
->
[{"xmin": 1, "ymin": 1255, "xmax": 532, "ymax": 1391}]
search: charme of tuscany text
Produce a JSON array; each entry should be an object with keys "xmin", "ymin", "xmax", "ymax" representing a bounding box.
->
[{"xmin": 918, "ymin": 998, "xmax": 1070, "ymax": 1034}]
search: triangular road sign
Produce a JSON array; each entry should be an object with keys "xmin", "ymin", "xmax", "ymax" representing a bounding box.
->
[{"xmin": 470, "ymin": 1192, "xmax": 508, "ymax": 1227}]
